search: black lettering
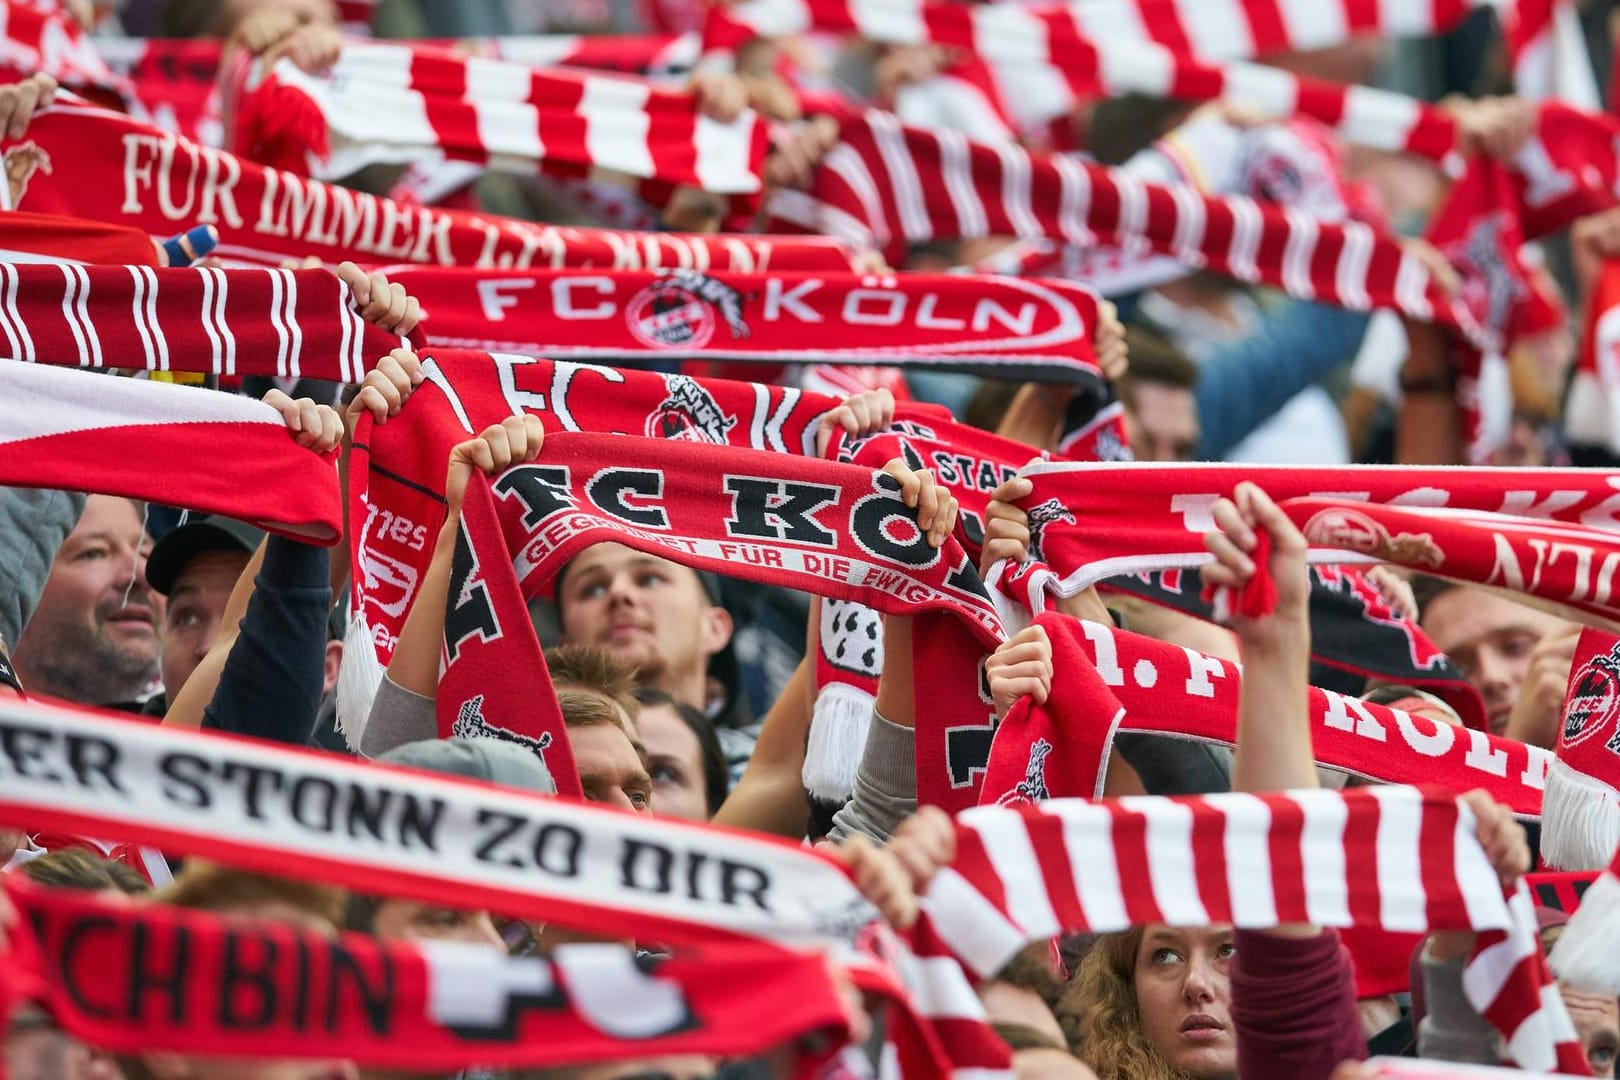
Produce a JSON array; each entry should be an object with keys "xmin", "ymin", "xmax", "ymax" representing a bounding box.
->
[
  {"xmin": 586, "ymin": 467, "xmax": 669, "ymax": 529},
  {"xmin": 219, "ymin": 930, "xmax": 279, "ymax": 1029},
  {"xmin": 444, "ymin": 524, "xmax": 500, "ymax": 665},
  {"xmin": 723, "ymin": 477, "xmax": 838, "ymax": 546},
  {"xmin": 289, "ymin": 776, "xmax": 338, "ymax": 833},
  {"xmin": 0, "ymin": 722, "xmax": 63, "ymax": 782},
  {"xmin": 851, "ymin": 476, "xmax": 934, "ymax": 568},
  {"xmin": 159, "ymin": 752, "xmax": 212, "ymax": 808},
  {"xmin": 291, "ymin": 935, "xmax": 313, "ymax": 1033},
  {"xmin": 931, "ymin": 450, "xmax": 962, "ymax": 486},
  {"xmin": 719, "ymin": 860, "xmax": 772, "ymax": 911},
  {"xmin": 128, "ymin": 918, "xmax": 189, "ymax": 1025},
  {"xmin": 326, "ymin": 947, "xmax": 394, "ymax": 1036},
  {"xmin": 493, "ymin": 464, "xmax": 575, "ymax": 527},
  {"xmin": 343, "ymin": 783, "xmax": 392, "ymax": 842},
  {"xmin": 685, "ymin": 850, "xmax": 708, "ymax": 901},
  {"xmin": 65, "ymin": 733, "xmax": 126, "ymax": 793},
  {"xmin": 620, "ymin": 838, "xmax": 674, "ymax": 894},
  {"xmin": 944, "ymin": 551, "xmax": 991, "ymax": 601},
  {"xmin": 533, "ymin": 823, "xmax": 582, "ymax": 876},
  {"xmin": 945, "ymin": 724, "xmax": 996, "ymax": 788},
  {"xmin": 397, "ymin": 794, "xmax": 445, "ymax": 851},
  {"xmin": 58, "ymin": 915, "xmax": 122, "ymax": 1020},
  {"xmin": 473, "ymin": 808, "xmax": 528, "ymax": 868},
  {"xmin": 221, "ymin": 761, "xmax": 287, "ymax": 820}
]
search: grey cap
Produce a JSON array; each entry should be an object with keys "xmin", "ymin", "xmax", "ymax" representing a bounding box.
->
[{"xmin": 376, "ymin": 737, "xmax": 556, "ymax": 795}]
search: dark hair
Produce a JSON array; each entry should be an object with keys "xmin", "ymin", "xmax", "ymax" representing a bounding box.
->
[
  {"xmin": 992, "ymin": 1021, "xmax": 1069, "ymax": 1054},
  {"xmin": 1119, "ymin": 325, "xmax": 1198, "ymax": 398},
  {"xmin": 1409, "ymin": 574, "xmax": 1460, "ymax": 620},
  {"xmin": 634, "ymin": 686, "xmax": 730, "ymax": 815},
  {"xmin": 19, "ymin": 848, "xmax": 150, "ymax": 895}
]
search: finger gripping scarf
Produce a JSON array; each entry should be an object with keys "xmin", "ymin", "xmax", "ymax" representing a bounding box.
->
[{"xmin": 925, "ymin": 787, "xmax": 1588, "ymax": 1073}]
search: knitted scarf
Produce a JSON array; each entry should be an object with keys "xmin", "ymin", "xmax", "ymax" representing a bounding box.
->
[
  {"xmin": 233, "ymin": 43, "xmax": 766, "ymax": 196},
  {"xmin": 1566, "ymin": 259, "xmax": 1620, "ymax": 461},
  {"xmin": 0, "ymin": 693, "xmax": 1009, "ymax": 1078},
  {"xmin": 0, "ymin": 0, "xmax": 125, "ymax": 94},
  {"xmin": 0, "ymin": 103, "xmax": 851, "ymax": 271},
  {"xmin": 1540, "ymin": 627, "xmax": 1620, "ymax": 873},
  {"xmin": 924, "ymin": 784, "xmax": 1587, "ymax": 1074},
  {"xmin": 0, "ymin": 264, "xmax": 410, "ymax": 380},
  {"xmin": 1, "ymin": 877, "xmax": 853, "ymax": 1072},
  {"xmin": 977, "ymin": 611, "xmax": 1549, "ymax": 818},
  {"xmin": 999, "ymin": 460, "xmax": 1620, "ymax": 599},
  {"xmin": 769, "ymin": 112, "xmax": 1478, "ymax": 339},
  {"xmin": 1102, "ymin": 564, "xmax": 1489, "ymax": 730},
  {"xmin": 388, "ymin": 265, "xmax": 1106, "ymax": 383},
  {"xmin": 0, "ymin": 358, "xmax": 341, "ymax": 541}
]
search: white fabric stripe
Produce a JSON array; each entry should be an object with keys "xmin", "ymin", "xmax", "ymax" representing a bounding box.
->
[
  {"xmin": 1220, "ymin": 793, "xmax": 1279, "ymax": 926},
  {"xmin": 57, "ymin": 264, "xmax": 93, "ymax": 368},
  {"xmin": 1098, "ymin": 39, "xmax": 1175, "ymax": 98},
  {"xmin": 769, "ymin": 384, "xmax": 800, "ymax": 454},
  {"xmin": 126, "ymin": 265, "xmax": 158, "ymax": 372},
  {"xmin": 903, "ymin": 953, "xmax": 1000, "ymax": 1021},
  {"xmin": 1340, "ymin": 84, "xmax": 1422, "ymax": 152},
  {"xmin": 823, "ymin": 143, "xmax": 894, "ymax": 248},
  {"xmin": 1172, "ymin": 0, "xmax": 1254, "ymax": 61},
  {"xmin": 1334, "ymin": 222, "xmax": 1374, "ymax": 310},
  {"xmin": 281, "ymin": 269, "xmax": 304, "ymax": 380},
  {"xmin": 140, "ymin": 267, "xmax": 167, "ymax": 372},
  {"xmin": 1169, "ymin": 182, "xmax": 1207, "ymax": 266},
  {"xmin": 1502, "ymin": 983, "xmax": 1578, "ymax": 1072},
  {"xmin": 916, "ymin": 869, "xmax": 1028, "ymax": 978},
  {"xmin": 267, "ymin": 267, "xmax": 290, "ymax": 379},
  {"xmin": 207, "ymin": 268, "xmax": 236, "ymax": 377},
  {"xmin": 972, "ymin": 815, "xmax": 1061, "ymax": 942},
  {"xmin": 71, "ymin": 264, "xmax": 103, "ymax": 369},
  {"xmin": 937, "ymin": 129, "xmax": 989, "ymax": 238},
  {"xmin": 197, "ymin": 266, "xmax": 224, "ymax": 375},
  {"xmin": 850, "ymin": 0, "xmax": 926, "ymax": 45},
  {"xmin": 1276, "ymin": 0, "xmax": 1349, "ymax": 51},
  {"xmin": 1280, "ymin": 207, "xmax": 1318, "ymax": 300},
  {"xmin": 1052, "ymin": 153, "xmax": 1096, "ymax": 248},
  {"xmin": 467, "ymin": 57, "xmax": 545, "ymax": 163},
  {"xmin": 867, "ymin": 111, "xmax": 934, "ymax": 242},
  {"xmin": 336, "ymin": 271, "xmax": 357, "ymax": 383},
  {"xmin": 1393, "ymin": 248, "xmax": 1435, "ymax": 322},
  {"xmin": 1451, "ymin": 800, "xmax": 1515, "ymax": 932},
  {"xmin": 1054, "ymin": 800, "xmax": 1131, "ymax": 931},
  {"xmin": 748, "ymin": 380, "xmax": 770, "ymax": 450},
  {"xmin": 1223, "ymin": 62, "xmax": 1300, "ymax": 119},
  {"xmin": 996, "ymin": 144, "xmax": 1042, "ymax": 240},
  {"xmin": 1294, "ymin": 789, "xmax": 1352, "ymax": 926},
  {"xmin": 580, "ymin": 77, "xmax": 655, "ymax": 181},
  {"xmin": 1128, "ymin": 796, "xmax": 1210, "ymax": 925},
  {"xmin": 0, "ymin": 265, "xmax": 23, "ymax": 361},
  {"xmin": 344, "ymin": 290, "xmax": 366, "ymax": 383},
  {"xmin": 1368, "ymin": 785, "xmax": 1428, "ymax": 932},
  {"xmin": 694, "ymin": 112, "xmax": 760, "ymax": 194},
  {"xmin": 1226, "ymin": 194, "xmax": 1263, "ymax": 283},
  {"xmin": 1114, "ymin": 172, "xmax": 1149, "ymax": 259},
  {"xmin": 1071, "ymin": 0, "xmax": 1151, "ymax": 50}
]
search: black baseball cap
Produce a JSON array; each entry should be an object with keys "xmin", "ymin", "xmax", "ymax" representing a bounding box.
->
[{"xmin": 146, "ymin": 515, "xmax": 264, "ymax": 596}]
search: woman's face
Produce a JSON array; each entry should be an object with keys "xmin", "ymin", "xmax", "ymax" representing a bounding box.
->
[
  {"xmin": 370, "ymin": 899, "xmax": 503, "ymax": 949},
  {"xmin": 1131, "ymin": 925, "xmax": 1236, "ymax": 1080},
  {"xmin": 638, "ymin": 703, "xmax": 710, "ymax": 822}
]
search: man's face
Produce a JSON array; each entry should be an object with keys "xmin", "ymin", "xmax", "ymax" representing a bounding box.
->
[
  {"xmin": 1419, "ymin": 586, "xmax": 1570, "ymax": 734},
  {"xmin": 1562, "ymin": 985, "xmax": 1619, "ymax": 1077},
  {"xmin": 14, "ymin": 496, "xmax": 161, "ymax": 705},
  {"xmin": 568, "ymin": 722, "xmax": 653, "ymax": 813},
  {"xmin": 161, "ymin": 549, "xmax": 249, "ymax": 698},
  {"xmin": 558, "ymin": 543, "xmax": 728, "ymax": 694},
  {"xmin": 370, "ymin": 899, "xmax": 504, "ymax": 950},
  {"xmin": 1124, "ymin": 383, "xmax": 1200, "ymax": 462}
]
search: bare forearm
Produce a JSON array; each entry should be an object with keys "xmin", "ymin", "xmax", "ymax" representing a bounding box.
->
[
  {"xmin": 1229, "ymin": 620, "xmax": 1313, "ymax": 794},
  {"xmin": 387, "ymin": 519, "xmax": 456, "ymax": 699},
  {"xmin": 713, "ymin": 656, "xmax": 813, "ymax": 837},
  {"xmin": 873, "ymin": 615, "xmax": 914, "ymax": 729}
]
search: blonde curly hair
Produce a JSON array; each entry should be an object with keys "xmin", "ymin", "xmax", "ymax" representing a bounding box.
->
[{"xmin": 1064, "ymin": 927, "xmax": 1195, "ymax": 1080}]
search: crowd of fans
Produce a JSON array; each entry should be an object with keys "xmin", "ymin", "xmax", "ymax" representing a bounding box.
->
[{"xmin": 3, "ymin": 0, "xmax": 1620, "ymax": 1078}]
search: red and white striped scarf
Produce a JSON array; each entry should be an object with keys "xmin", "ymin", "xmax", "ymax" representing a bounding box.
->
[
  {"xmin": 233, "ymin": 43, "xmax": 767, "ymax": 196},
  {"xmin": 0, "ymin": 0, "xmax": 125, "ymax": 94},
  {"xmin": 0, "ymin": 693, "xmax": 1010, "ymax": 1078},
  {"xmin": 1566, "ymin": 259, "xmax": 1620, "ymax": 460},
  {"xmin": 1550, "ymin": 844, "xmax": 1620, "ymax": 996},
  {"xmin": 0, "ymin": 264, "xmax": 411, "ymax": 381},
  {"xmin": 0, "ymin": 358, "xmax": 341, "ymax": 541},
  {"xmin": 924, "ymin": 785, "xmax": 1587, "ymax": 1073},
  {"xmin": 1, "ymin": 103, "xmax": 849, "ymax": 272},
  {"xmin": 768, "ymin": 112, "xmax": 1478, "ymax": 339}
]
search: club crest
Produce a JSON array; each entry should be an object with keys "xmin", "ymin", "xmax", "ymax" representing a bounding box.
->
[
  {"xmin": 646, "ymin": 373, "xmax": 738, "ymax": 443},
  {"xmin": 1562, "ymin": 644, "xmax": 1620, "ymax": 752},
  {"xmin": 1302, "ymin": 508, "xmax": 1445, "ymax": 568},
  {"xmin": 1025, "ymin": 499, "xmax": 1077, "ymax": 563},
  {"xmin": 451, "ymin": 694, "xmax": 555, "ymax": 759},
  {"xmin": 626, "ymin": 270, "xmax": 749, "ymax": 350},
  {"xmin": 997, "ymin": 737, "xmax": 1053, "ymax": 806}
]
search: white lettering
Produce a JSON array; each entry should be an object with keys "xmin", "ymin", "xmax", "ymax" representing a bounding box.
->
[
  {"xmin": 1390, "ymin": 708, "xmax": 1454, "ymax": 757},
  {"xmin": 971, "ymin": 299, "xmax": 1035, "ymax": 335},
  {"xmin": 1080, "ymin": 620, "xmax": 1125, "ymax": 686},
  {"xmin": 843, "ymin": 289, "xmax": 903, "ymax": 326},
  {"xmin": 553, "ymin": 277, "xmax": 614, "ymax": 320},
  {"xmin": 120, "ymin": 134, "xmax": 157, "ymax": 215},
  {"xmin": 1322, "ymin": 692, "xmax": 1387, "ymax": 741},
  {"xmin": 1461, "ymin": 727, "xmax": 1508, "ymax": 778},
  {"xmin": 477, "ymin": 279, "xmax": 536, "ymax": 323},
  {"xmin": 1181, "ymin": 646, "xmax": 1224, "ymax": 698},
  {"xmin": 763, "ymin": 278, "xmax": 823, "ymax": 323},
  {"xmin": 1170, "ymin": 493, "xmax": 1221, "ymax": 534}
]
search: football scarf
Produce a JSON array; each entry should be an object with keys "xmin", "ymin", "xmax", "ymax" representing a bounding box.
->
[
  {"xmin": 925, "ymin": 785, "xmax": 1587, "ymax": 1074},
  {"xmin": 1102, "ymin": 564, "xmax": 1489, "ymax": 730},
  {"xmin": 0, "ymin": 264, "xmax": 410, "ymax": 380},
  {"xmin": 1541, "ymin": 628, "xmax": 1620, "ymax": 873},
  {"xmin": 0, "ymin": 103, "xmax": 852, "ymax": 272},
  {"xmin": 234, "ymin": 44, "xmax": 767, "ymax": 195},
  {"xmin": 1566, "ymin": 259, "xmax": 1620, "ymax": 461},
  {"xmin": 96, "ymin": 37, "xmax": 227, "ymax": 146},
  {"xmin": 1, "ymin": 877, "xmax": 854, "ymax": 1073},
  {"xmin": 0, "ymin": 0, "xmax": 125, "ymax": 94},
  {"xmin": 0, "ymin": 359, "xmax": 341, "ymax": 541},
  {"xmin": 976, "ymin": 611, "xmax": 1550, "ymax": 818},
  {"xmin": 390, "ymin": 265, "xmax": 1106, "ymax": 383},
  {"xmin": 0, "ymin": 693, "xmax": 1009, "ymax": 1079},
  {"xmin": 998, "ymin": 460, "xmax": 1620, "ymax": 599},
  {"xmin": 1550, "ymin": 843, "xmax": 1620, "ymax": 996},
  {"xmin": 770, "ymin": 112, "xmax": 1478, "ymax": 339}
]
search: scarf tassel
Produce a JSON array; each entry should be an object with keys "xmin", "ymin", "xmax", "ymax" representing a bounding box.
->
[
  {"xmin": 1539, "ymin": 756, "xmax": 1620, "ymax": 873},
  {"xmin": 1549, "ymin": 866, "xmax": 1620, "ymax": 995},
  {"xmin": 234, "ymin": 71, "xmax": 332, "ymax": 176},
  {"xmin": 1200, "ymin": 530, "xmax": 1277, "ymax": 623},
  {"xmin": 804, "ymin": 683, "xmax": 876, "ymax": 803},
  {"xmin": 335, "ymin": 610, "xmax": 386, "ymax": 753}
]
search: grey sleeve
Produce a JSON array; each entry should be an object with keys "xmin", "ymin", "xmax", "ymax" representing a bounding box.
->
[
  {"xmin": 358, "ymin": 672, "xmax": 439, "ymax": 758},
  {"xmin": 827, "ymin": 710, "xmax": 917, "ymax": 844},
  {"xmin": 1416, "ymin": 952, "xmax": 1502, "ymax": 1065},
  {"xmin": 1113, "ymin": 734, "xmax": 1233, "ymax": 795},
  {"xmin": 0, "ymin": 487, "xmax": 83, "ymax": 647}
]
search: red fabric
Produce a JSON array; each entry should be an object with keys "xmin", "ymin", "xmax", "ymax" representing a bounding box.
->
[
  {"xmin": 979, "ymin": 612, "xmax": 1550, "ymax": 817},
  {"xmin": 0, "ymin": 0, "xmax": 126, "ymax": 92},
  {"xmin": 0, "ymin": 209, "xmax": 156, "ymax": 265},
  {"xmin": 1231, "ymin": 929, "xmax": 1367, "ymax": 1079},
  {"xmin": 1200, "ymin": 528, "xmax": 1276, "ymax": 621},
  {"xmin": 1, "ymin": 103, "xmax": 850, "ymax": 272},
  {"xmin": 392, "ymin": 266, "xmax": 1104, "ymax": 383},
  {"xmin": 1567, "ymin": 259, "xmax": 1620, "ymax": 456},
  {"xmin": 771, "ymin": 115, "xmax": 1475, "ymax": 338},
  {"xmin": 1336, "ymin": 924, "xmax": 1426, "ymax": 998}
]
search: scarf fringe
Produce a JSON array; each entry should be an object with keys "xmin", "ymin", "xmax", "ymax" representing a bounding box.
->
[
  {"xmin": 1540, "ymin": 756, "xmax": 1620, "ymax": 872},
  {"xmin": 233, "ymin": 70, "xmax": 330, "ymax": 175},
  {"xmin": 804, "ymin": 683, "xmax": 875, "ymax": 803},
  {"xmin": 336, "ymin": 611, "xmax": 386, "ymax": 753},
  {"xmin": 1549, "ymin": 869, "xmax": 1620, "ymax": 994}
]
